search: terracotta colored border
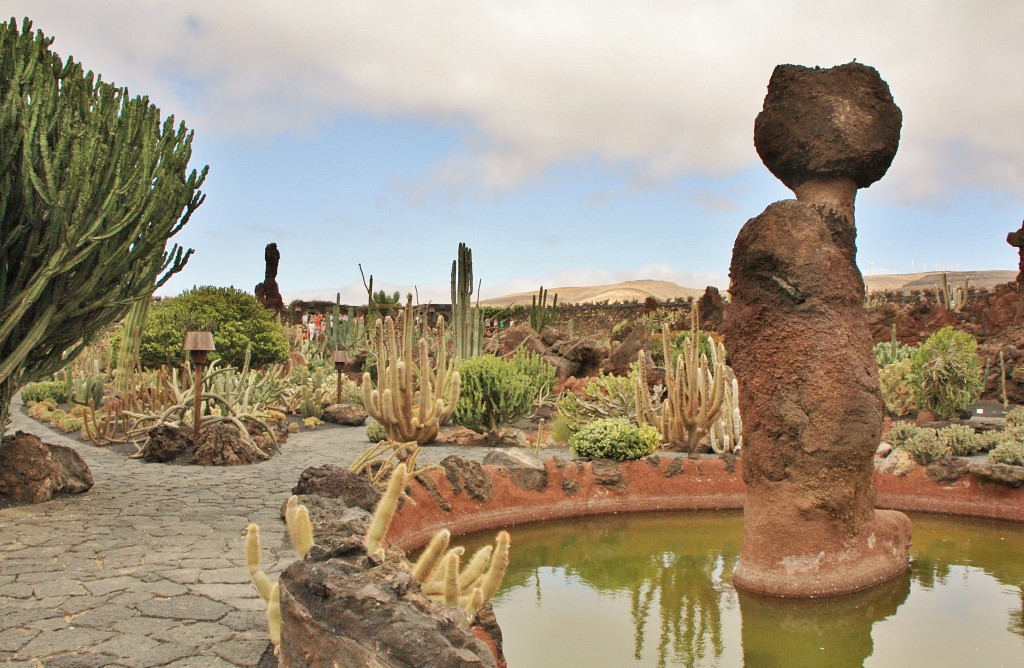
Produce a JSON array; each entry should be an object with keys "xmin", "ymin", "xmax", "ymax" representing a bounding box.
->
[{"xmin": 388, "ymin": 457, "xmax": 1023, "ymax": 552}]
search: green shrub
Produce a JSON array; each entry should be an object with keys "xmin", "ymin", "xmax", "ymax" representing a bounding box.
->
[
  {"xmin": 136, "ymin": 286, "xmax": 289, "ymax": 369},
  {"xmin": 988, "ymin": 438, "xmax": 1024, "ymax": 466},
  {"xmin": 907, "ymin": 327, "xmax": 982, "ymax": 419},
  {"xmin": 453, "ymin": 355, "xmax": 533, "ymax": 435},
  {"xmin": 878, "ymin": 358, "xmax": 918, "ymax": 417},
  {"xmin": 937, "ymin": 424, "xmax": 980, "ymax": 456},
  {"xmin": 366, "ymin": 421, "xmax": 388, "ymax": 443},
  {"xmin": 568, "ymin": 417, "xmax": 661, "ymax": 461},
  {"xmin": 20, "ymin": 381, "xmax": 68, "ymax": 404},
  {"xmin": 509, "ymin": 348, "xmax": 556, "ymax": 401}
]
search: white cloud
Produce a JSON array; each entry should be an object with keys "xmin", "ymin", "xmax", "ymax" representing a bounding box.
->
[{"xmin": 13, "ymin": 1, "xmax": 1024, "ymax": 199}]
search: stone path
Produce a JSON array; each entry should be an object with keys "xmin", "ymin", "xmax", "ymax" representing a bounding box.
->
[{"xmin": 0, "ymin": 399, "xmax": 496, "ymax": 667}]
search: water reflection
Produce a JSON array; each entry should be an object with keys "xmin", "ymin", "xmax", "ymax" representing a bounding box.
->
[
  {"xmin": 456, "ymin": 511, "xmax": 1023, "ymax": 667},
  {"xmin": 738, "ymin": 573, "xmax": 909, "ymax": 667}
]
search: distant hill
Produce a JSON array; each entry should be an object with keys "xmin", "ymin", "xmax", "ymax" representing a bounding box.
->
[
  {"xmin": 480, "ymin": 280, "xmax": 709, "ymax": 306},
  {"xmin": 863, "ymin": 271, "xmax": 1015, "ymax": 294},
  {"xmin": 480, "ymin": 271, "xmax": 1018, "ymax": 307}
]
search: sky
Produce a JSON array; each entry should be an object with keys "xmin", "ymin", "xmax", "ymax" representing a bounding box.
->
[{"xmin": 6, "ymin": 1, "xmax": 1024, "ymax": 304}]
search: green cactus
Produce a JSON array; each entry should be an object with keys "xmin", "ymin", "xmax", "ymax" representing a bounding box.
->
[
  {"xmin": 451, "ymin": 242, "xmax": 484, "ymax": 362},
  {"xmin": 0, "ymin": 18, "xmax": 206, "ymax": 433},
  {"xmin": 709, "ymin": 372, "xmax": 743, "ymax": 454},
  {"xmin": 362, "ymin": 295, "xmax": 461, "ymax": 445},
  {"xmin": 529, "ymin": 286, "xmax": 558, "ymax": 332}
]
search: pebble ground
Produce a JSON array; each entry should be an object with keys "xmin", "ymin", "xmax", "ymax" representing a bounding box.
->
[{"xmin": 0, "ymin": 398, "xmax": 497, "ymax": 667}]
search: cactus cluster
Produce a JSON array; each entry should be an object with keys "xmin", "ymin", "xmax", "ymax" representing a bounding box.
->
[
  {"xmin": 364, "ymin": 463, "xmax": 511, "ymax": 621},
  {"xmin": 636, "ymin": 308, "xmax": 729, "ymax": 455},
  {"xmin": 709, "ymin": 373, "xmax": 743, "ymax": 454},
  {"xmin": 362, "ymin": 295, "xmax": 461, "ymax": 444}
]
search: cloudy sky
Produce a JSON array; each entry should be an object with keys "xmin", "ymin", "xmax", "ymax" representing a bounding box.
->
[{"xmin": 8, "ymin": 1, "xmax": 1024, "ymax": 303}]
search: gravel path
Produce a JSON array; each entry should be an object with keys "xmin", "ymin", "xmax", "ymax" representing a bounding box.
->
[{"xmin": 0, "ymin": 399, "xmax": 497, "ymax": 667}]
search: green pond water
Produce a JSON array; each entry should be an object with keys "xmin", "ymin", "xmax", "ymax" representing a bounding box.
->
[{"xmin": 456, "ymin": 511, "xmax": 1024, "ymax": 667}]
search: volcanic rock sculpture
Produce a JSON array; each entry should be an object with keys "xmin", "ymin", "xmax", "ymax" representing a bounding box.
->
[
  {"xmin": 255, "ymin": 242, "xmax": 284, "ymax": 313},
  {"xmin": 723, "ymin": 63, "xmax": 912, "ymax": 597},
  {"xmin": 1006, "ymin": 221, "xmax": 1024, "ymax": 284}
]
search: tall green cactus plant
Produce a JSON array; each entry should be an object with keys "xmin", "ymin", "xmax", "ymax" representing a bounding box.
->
[
  {"xmin": 636, "ymin": 308, "xmax": 727, "ymax": 455},
  {"xmin": 0, "ymin": 19, "xmax": 206, "ymax": 435},
  {"xmin": 529, "ymin": 286, "xmax": 558, "ymax": 332},
  {"xmin": 450, "ymin": 242, "xmax": 483, "ymax": 361},
  {"xmin": 362, "ymin": 295, "xmax": 461, "ymax": 444}
]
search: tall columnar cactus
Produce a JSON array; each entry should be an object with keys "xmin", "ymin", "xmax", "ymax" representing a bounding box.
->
[
  {"xmin": 0, "ymin": 19, "xmax": 206, "ymax": 434},
  {"xmin": 636, "ymin": 308, "xmax": 727, "ymax": 455},
  {"xmin": 450, "ymin": 242, "xmax": 483, "ymax": 361},
  {"xmin": 709, "ymin": 372, "xmax": 743, "ymax": 454},
  {"xmin": 529, "ymin": 286, "xmax": 558, "ymax": 332},
  {"xmin": 363, "ymin": 295, "xmax": 461, "ymax": 444}
]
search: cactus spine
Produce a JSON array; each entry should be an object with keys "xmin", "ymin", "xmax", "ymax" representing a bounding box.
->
[
  {"xmin": 362, "ymin": 295, "xmax": 461, "ymax": 444},
  {"xmin": 451, "ymin": 242, "xmax": 483, "ymax": 361},
  {"xmin": 636, "ymin": 307, "xmax": 727, "ymax": 455},
  {"xmin": 529, "ymin": 286, "xmax": 558, "ymax": 332}
]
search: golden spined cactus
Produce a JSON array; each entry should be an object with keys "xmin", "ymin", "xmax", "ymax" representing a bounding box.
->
[
  {"xmin": 244, "ymin": 496, "xmax": 315, "ymax": 652},
  {"xmin": 362, "ymin": 294, "xmax": 461, "ymax": 445},
  {"xmin": 636, "ymin": 308, "xmax": 727, "ymax": 456},
  {"xmin": 364, "ymin": 463, "xmax": 511, "ymax": 621}
]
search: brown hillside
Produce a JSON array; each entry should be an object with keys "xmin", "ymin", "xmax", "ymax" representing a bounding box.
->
[
  {"xmin": 480, "ymin": 280, "xmax": 708, "ymax": 306},
  {"xmin": 864, "ymin": 271, "xmax": 1015, "ymax": 294}
]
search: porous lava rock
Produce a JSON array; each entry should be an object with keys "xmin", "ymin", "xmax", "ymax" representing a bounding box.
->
[
  {"xmin": 754, "ymin": 62, "xmax": 902, "ymax": 191},
  {"xmin": 482, "ymin": 449, "xmax": 548, "ymax": 492},
  {"xmin": 968, "ymin": 462, "xmax": 1024, "ymax": 487},
  {"xmin": 0, "ymin": 432, "xmax": 93, "ymax": 503},
  {"xmin": 321, "ymin": 402, "xmax": 368, "ymax": 426},
  {"xmin": 193, "ymin": 423, "xmax": 268, "ymax": 466},
  {"xmin": 292, "ymin": 465, "xmax": 381, "ymax": 511},
  {"xmin": 440, "ymin": 456, "xmax": 493, "ymax": 502},
  {"xmin": 724, "ymin": 62, "xmax": 911, "ymax": 597},
  {"xmin": 143, "ymin": 424, "xmax": 190, "ymax": 463}
]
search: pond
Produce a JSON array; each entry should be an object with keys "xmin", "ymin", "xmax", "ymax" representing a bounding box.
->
[{"xmin": 457, "ymin": 511, "xmax": 1023, "ymax": 667}]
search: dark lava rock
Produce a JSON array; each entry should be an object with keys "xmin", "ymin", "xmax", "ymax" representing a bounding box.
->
[
  {"xmin": 591, "ymin": 459, "xmax": 626, "ymax": 491},
  {"xmin": 482, "ymin": 449, "xmax": 548, "ymax": 492},
  {"xmin": 440, "ymin": 456, "xmax": 493, "ymax": 502},
  {"xmin": 292, "ymin": 465, "xmax": 381, "ymax": 512},
  {"xmin": 143, "ymin": 424, "xmax": 190, "ymax": 463},
  {"xmin": 969, "ymin": 462, "xmax": 1024, "ymax": 487},
  {"xmin": 321, "ymin": 402, "xmax": 368, "ymax": 426}
]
